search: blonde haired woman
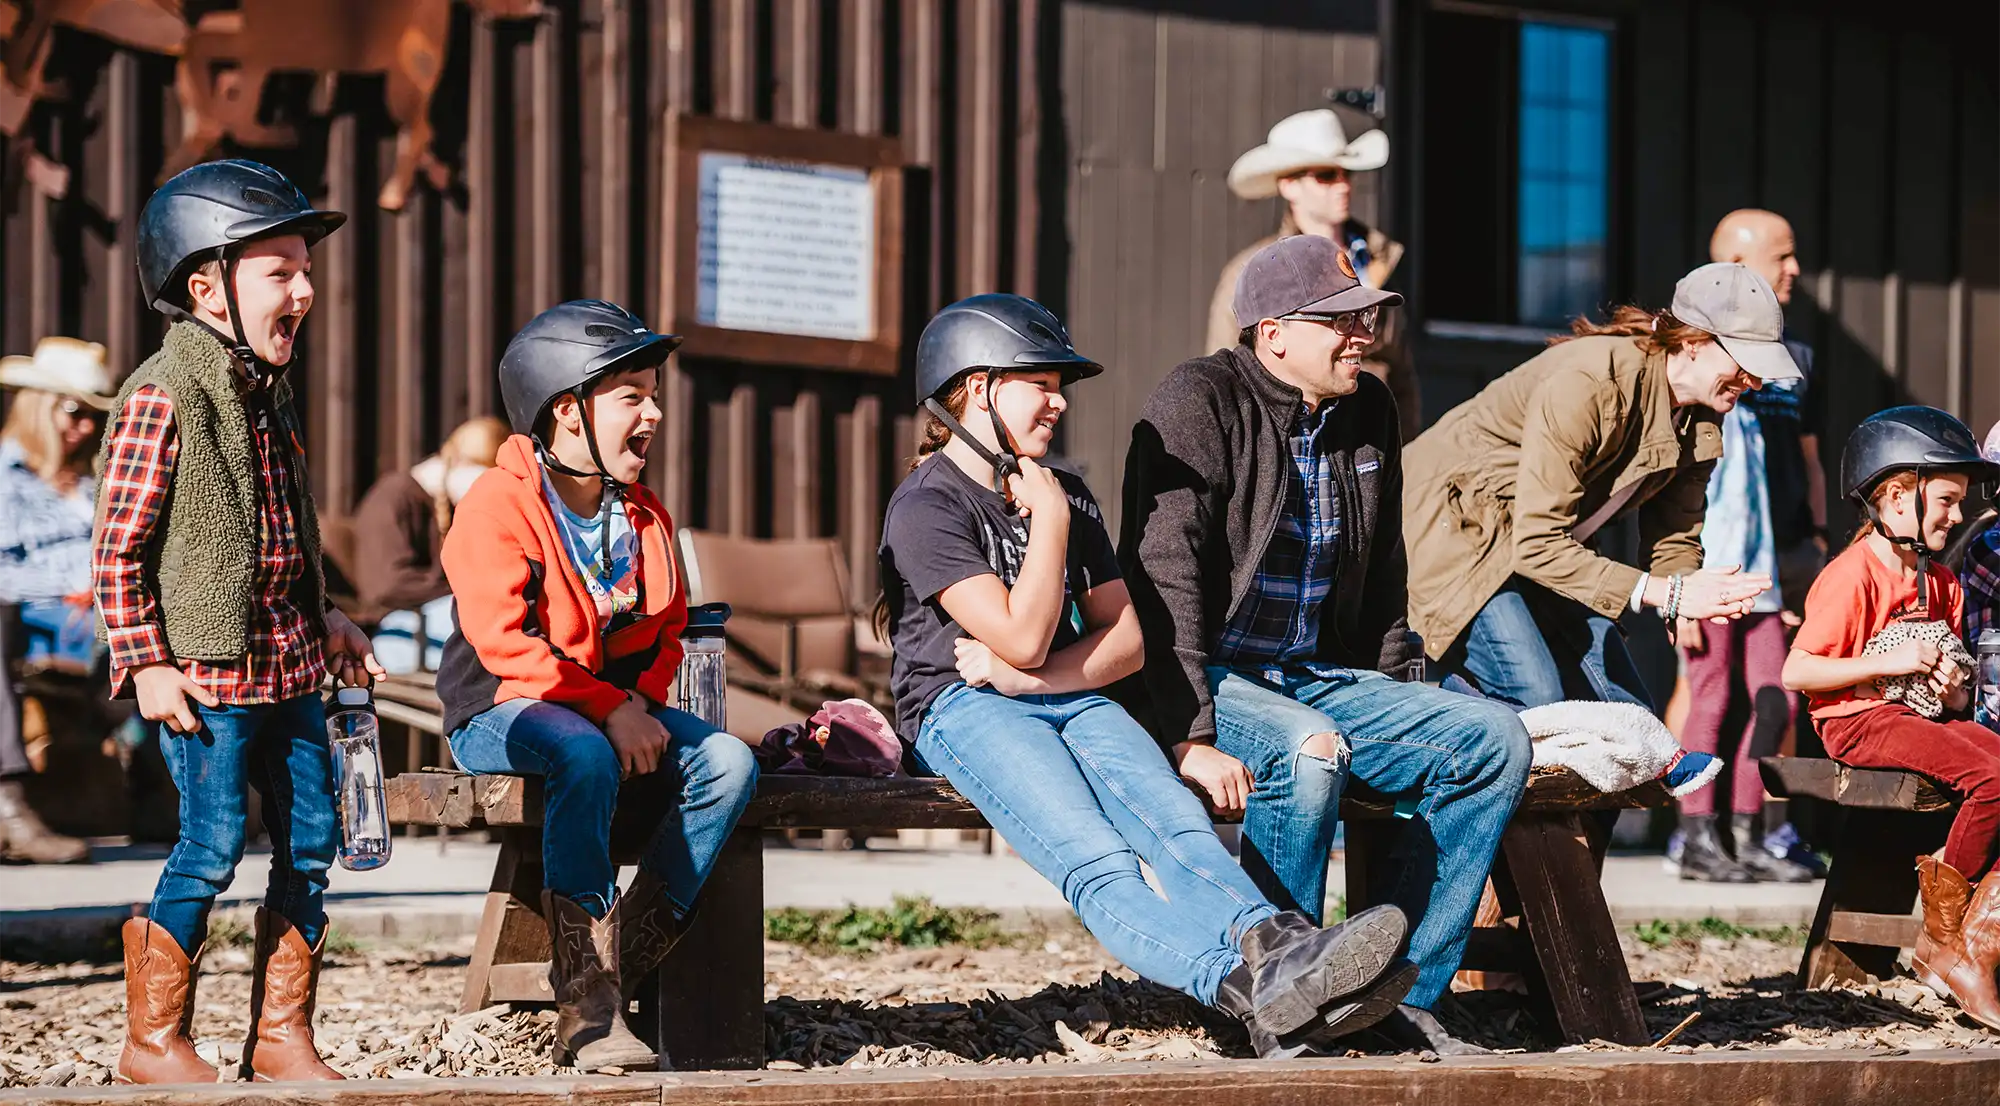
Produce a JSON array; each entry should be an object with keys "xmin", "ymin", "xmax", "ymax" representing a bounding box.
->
[
  {"xmin": 0, "ymin": 337, "xmax": 116, "ymax": 863},
  {"xmin": 352, "ymin": 416, "xmax": 509, "ymax": 672}
]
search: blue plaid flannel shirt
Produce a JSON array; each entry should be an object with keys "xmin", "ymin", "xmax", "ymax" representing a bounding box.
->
[
  {"xmin": 1965, "ymin": 523, "xmax": 2000, "ymax": 646},
  {"xmin": 1215, "ymin": 401, "xmax": 1342, "ymax": 676}
]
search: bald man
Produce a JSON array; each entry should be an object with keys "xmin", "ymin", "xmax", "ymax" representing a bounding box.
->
[
  {"xmin": 1666, "ymin": 209, "xmax": 1827, "ymax": 882},
  {"xmin": 1708, "ymin": 209, "xmax": 1827, "ymax": 620}
]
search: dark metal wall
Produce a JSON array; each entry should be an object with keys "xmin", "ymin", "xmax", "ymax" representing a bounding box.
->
[
  {"xmin": 1, "ymin": 0, "xmax": 1060, "ymax": 604},
  {"xmin": 1398, "ymin": 0, "xmax": 2000, "ymax": 484}
]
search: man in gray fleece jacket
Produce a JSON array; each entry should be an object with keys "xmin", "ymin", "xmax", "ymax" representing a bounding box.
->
[{"xmin": 1119, "ymin": 235, "xmax": 1530, "ymax": 1055}]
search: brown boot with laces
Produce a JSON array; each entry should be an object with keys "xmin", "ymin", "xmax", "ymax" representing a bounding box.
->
[
  {"xmin": 240, "ymin": 909, "xmax": 343, "ymax": 1081},
  {"xmin": 115, "ymin": 918, "xmax": 218, "ymax": 1085}
]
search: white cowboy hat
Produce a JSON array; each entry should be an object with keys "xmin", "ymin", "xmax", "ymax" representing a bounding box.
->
[
  {"xmin": 0, "ymin": 336, "xmax": 115, "ymax": 410},
  {"xmin": 1228, "ymin": 109, "xmax": 1390, "ymax": 201}
]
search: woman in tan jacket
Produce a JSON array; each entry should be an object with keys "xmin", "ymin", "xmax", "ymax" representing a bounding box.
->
[{"xmin": 1404, "ymin": 263, "xmax": 1793, "ymax": 711}]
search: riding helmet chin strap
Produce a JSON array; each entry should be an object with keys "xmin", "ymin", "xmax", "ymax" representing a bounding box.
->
[
  {"xmin": 1866, "ymin": 467, "xmax": 1932, "ymax": 618},
  {"xmin": 923, "ymin": 370, "xmax": 1022, "ymax": 492},
  {"xmin": 163, "ymin": 249, "xmax": 277, "ymax": 384},
  {"xmin": 535, "ymin": 390, "xmax": 623, "ymax": 576}
]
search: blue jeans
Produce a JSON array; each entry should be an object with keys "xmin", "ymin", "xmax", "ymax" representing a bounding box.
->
[
  {"xmin": 1209, "ymin": 666, "xmax": 1531, "ymax": 1008},
  {"xmin": 1448, "ymin": 577, "xmax": 1653, "ymax": 710},
  {"xmin": 915, "ymin": 683, "xmax": 1277, "ymax": 1006},
  {"xmin": 448, "ymin": 698, "xmax": 758, "ymax": 917},
  {"xmin": 150, "ymin": 694, "xmax": 337, "ymax": 955}
]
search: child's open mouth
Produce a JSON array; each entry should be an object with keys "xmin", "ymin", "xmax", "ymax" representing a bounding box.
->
[
  {"xmin": 626, "ymin": 431, "xmax": 653, "ymax": 460},
  {"xmin": 275, "ymin": 313, "xmax": 300, "ymax": 343}
]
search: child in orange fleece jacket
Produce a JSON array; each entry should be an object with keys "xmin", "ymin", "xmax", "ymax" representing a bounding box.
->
[{"xmin": 438, "ymin": 300, "xmax": 757, "ymax": 1070}]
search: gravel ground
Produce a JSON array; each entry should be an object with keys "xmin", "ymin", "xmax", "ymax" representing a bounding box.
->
[{"xmin": 5, "ymin": 921, "xmax": 1996, "ymax": 1088}]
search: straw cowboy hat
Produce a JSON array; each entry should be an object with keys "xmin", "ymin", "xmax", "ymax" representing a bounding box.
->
[
  {"xmin": 1227, "ymin": 109, "xmax": 1390, "ymax": 201},
  {"xmin": 0, "ymin": 336, "xmax": 116, "ymax": 410}
]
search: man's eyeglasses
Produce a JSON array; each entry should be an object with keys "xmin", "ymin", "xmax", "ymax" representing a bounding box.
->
[{"xmin": 1277, "ymin": 305, "xmax": 1380, "ymax": 336}]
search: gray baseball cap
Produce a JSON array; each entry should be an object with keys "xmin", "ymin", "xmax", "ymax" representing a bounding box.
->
[
  {"xmin": 1670, "ymin": 262, "xmax": 1801, "ymax": 382},
  {"xmin": 1233, "ymin": 234, "xmax": 1402, "ymax": 329}
]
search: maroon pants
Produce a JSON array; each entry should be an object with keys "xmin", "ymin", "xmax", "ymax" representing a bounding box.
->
[
  {"xmin": 1821, "ymin": 705, "xmax": 2000, "ymax": 879},
  {"xmin": 1679, "ymin": 612, "xmax": 1793, "ymax": 817}
]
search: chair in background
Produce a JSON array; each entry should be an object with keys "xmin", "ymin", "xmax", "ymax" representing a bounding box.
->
[{"xmin": 676, "ymin": 529, "xmax": 903, "ymax": 850}]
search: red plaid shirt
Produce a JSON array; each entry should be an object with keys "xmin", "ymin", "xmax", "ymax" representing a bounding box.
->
[{"xmin": 93, "ymin": 383, "xmax": 326, "ymax": 703}]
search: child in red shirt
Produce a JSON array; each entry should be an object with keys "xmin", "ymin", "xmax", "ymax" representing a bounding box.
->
[{"xmin": 1785, "ymin": 406, "xmax": 1999, "ymax": 1028}]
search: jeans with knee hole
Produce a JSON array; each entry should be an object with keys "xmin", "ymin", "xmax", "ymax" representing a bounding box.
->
[
  {"xmin": 149, "ymin": 694, "xmax": 337, "ymax": 955},
  {"xmin": 1447, "ymin": 577, "xmax": 1654, "ymax": 710},
  {"xmin": 1209, "ymin": 666, "xmax": 1532, "ymax": 1008},
  {"xmin": 448, "ymin": 698, "xmax": 759, "ymax": 918},
  {"xmin": 914, "ymin": 682, "xmax": 1277, "ymax": 1006}
]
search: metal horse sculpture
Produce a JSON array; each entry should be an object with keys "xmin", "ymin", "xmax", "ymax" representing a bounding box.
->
[
  {"xmin": 162, "ymin": 0, "xmax": 541, "ymax": 211},
  {"xmin": 0, "ymin": 0, "xmax": 187, "ymax": 200}
]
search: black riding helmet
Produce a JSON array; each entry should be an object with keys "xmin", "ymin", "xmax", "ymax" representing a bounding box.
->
[
  {"xmin": 138, "ymin": 160, "xmax": 346, "ymax": 370},
  {"xmin": 497, "ymin": 300, "xmax": 678, "ymax": 572},
  {"xmin": 915, "ymin": 294, "xmax": 1101, "ymax": 487},
  {"xmin": 1841, "ymin": 405, "xmax": 1999, "ymax": 615}
]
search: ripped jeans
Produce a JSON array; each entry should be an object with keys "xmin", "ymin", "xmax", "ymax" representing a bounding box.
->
[{"xmin": 1209, "ymin": 665, "xmax": 1531, "ymax": 1008}]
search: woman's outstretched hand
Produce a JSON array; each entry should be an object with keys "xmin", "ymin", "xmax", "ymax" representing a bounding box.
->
[{"xmin": 1671, "ymin": 565, "xmax": 1773, "ymax": 622}]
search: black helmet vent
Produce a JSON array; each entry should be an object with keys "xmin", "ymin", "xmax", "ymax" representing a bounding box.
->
[
  {"xmin": 584, "ymin": 324, "xmax": 628, "ymax": 340},
  {"xmin": 240, "ymin": 186, "xmax": 286, "ymax": 210}
]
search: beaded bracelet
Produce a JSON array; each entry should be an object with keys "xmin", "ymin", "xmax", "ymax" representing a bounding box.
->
[
  {"xmin": 1663, "ymin": 574, "xmax": 1682, "ymax": 622},
  {"xmin": 1670, "ymin": 574, "xmax": 1686, "ymax": 622}
]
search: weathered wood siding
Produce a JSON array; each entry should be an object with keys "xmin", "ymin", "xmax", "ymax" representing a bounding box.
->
[{"xmin": 1, "ymin": 0, "xmax": 1059, "ymax": 605}]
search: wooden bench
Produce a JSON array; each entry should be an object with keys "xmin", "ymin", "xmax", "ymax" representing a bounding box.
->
[
  {"xmin": 385, "ymin": 766, "xmax": 1670, "ymax": 1069},
  {"xmin": 1759, "ymin": 756, "xmax": 1957, "ymax": 988}
]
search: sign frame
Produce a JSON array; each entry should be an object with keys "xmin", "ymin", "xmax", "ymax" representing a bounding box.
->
[{"xmin": 660, "ymin": 114, "xmax": 904, "ymax": 375}]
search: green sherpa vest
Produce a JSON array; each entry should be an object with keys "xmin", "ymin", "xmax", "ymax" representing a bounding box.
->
[{"xmin": 95, "ymin": 321, "xmax": 326, "ymax": 661}]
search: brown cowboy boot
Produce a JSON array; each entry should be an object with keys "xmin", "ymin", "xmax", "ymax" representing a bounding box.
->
[
  {"xmin": 1957, "ymin": 870, "xmax": 2000, "ymax": 1030},
  {"xmin": 615, "ymin": 870, "xmax": 686, "ymax": 1003},
  {"xmin": 543, "ymin": 891, "xmax": 658, "ymax": 1071},
  {"xmin": 1913, "ymin": 857, "xmax": 2000, "ymax": 1030},
  {"xmin": 240, "ymin": 909, "xmax": 343, "ymax": 1081},
  {"xmin": 115, "ymin": 918, "xmax": 218, "ymax": 1084}
]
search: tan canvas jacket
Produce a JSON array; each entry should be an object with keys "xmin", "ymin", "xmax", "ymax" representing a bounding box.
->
[{"xmin": 1401, "ymin": 335, "xmax": 1724, "ymax": 659}]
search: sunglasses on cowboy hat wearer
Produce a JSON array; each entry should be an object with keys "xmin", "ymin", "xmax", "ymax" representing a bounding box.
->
[
  {"xmin": 1227, "ymin": 109, "xmax": 1388, "ymax": 201},
  {"xmin": 0, "ymin": 337, "xmax": 117, "ymax": 411}
]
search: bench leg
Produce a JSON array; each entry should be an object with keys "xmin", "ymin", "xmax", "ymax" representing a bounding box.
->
[
  {"xmin": 460, "ymin": 827, "xmax": 551, "ymax": 1013},
  {"xmin": 1500, "ymin": 813, "xmax": 1649, "ymax": 1045},
  {"xmin": 1798, "ymin": 807, "xmax": 1948, "ymax": 989},
  {"xmin": 652, "ymin": 827, "xmax": 765, "ymax": 1069}
]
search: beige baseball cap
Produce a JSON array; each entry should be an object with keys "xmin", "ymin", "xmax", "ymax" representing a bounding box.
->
[{"xmin": 1670, "ymin": 262, "xmax": 1801, "ymax": 382}]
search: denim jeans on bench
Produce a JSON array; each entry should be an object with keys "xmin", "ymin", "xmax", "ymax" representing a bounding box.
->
[
  {"xmin": 913, "ymin": 681, "xmax": 1276, "ymax": 1006},
  {"xmin": 149, "ymin": 693, "xmax": 337, "ymax": 955},
  {"xmin": 448, "ymin": 698, "xmax": 759, "ymax": 918},
  {"xmin": 1209, "ymin": 665, "xmax": 1531, "ymax": 1009},
  {"xmin": 1446, "ymin": 577, "xmax": 1654, "ymax": 711}
]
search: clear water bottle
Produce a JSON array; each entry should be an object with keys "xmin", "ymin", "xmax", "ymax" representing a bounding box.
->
[
  {"xmin": 1978, "ymin": 629, "xmax": 2000, "ymax": 731},
  {"xmin": 326, "ymin": 686, "xmax": 392, "ymax": 871},
  {"xmin": 674, "ymin": 603, "xmax": 731, "ymax": 729}
]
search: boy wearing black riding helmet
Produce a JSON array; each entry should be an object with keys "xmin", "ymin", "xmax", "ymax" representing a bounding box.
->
[
  {"xmin": 437, "ymin": 299, "xmax": 757, "ymax": 1072},
  {"xmin": 1783, "ymin": 405, "xmax": 2000, "ymax": 1029},
  {"xmin": 93, "ymin": 159, "xmax": 384, "ymax": 1085},
  {"xmin": 878, "ymin": 293, "xmax": 1414, "ymax": 1060}
]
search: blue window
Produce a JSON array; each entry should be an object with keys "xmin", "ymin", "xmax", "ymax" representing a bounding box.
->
[{"xmin": 1517, "ymin": 23, "xmax": 1611, "ymax": 328}]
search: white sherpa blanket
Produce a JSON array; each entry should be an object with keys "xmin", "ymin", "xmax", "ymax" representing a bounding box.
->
[{"xmin": 1517, "ymin": 700, "xmax": 1721, "ymax": 797}]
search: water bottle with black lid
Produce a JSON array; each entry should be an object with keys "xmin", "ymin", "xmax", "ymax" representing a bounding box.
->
[
  {"xmin": 326, "ymin": 686, "xmax": 392, "ymax": 871},
  {"xmin": 1978, "ymin": 628, "xmax": 2000, "ymax": 731}
]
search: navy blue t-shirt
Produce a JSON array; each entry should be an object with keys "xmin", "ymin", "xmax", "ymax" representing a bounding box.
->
[{"xmin": 878, "ymin": 457, "xmax": 1121, "ymax": 745}]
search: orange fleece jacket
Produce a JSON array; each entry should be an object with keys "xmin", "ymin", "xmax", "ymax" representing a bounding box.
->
[{"xmin": 441, "ymin": 435, "xmax": 686, "ymax": 725}]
